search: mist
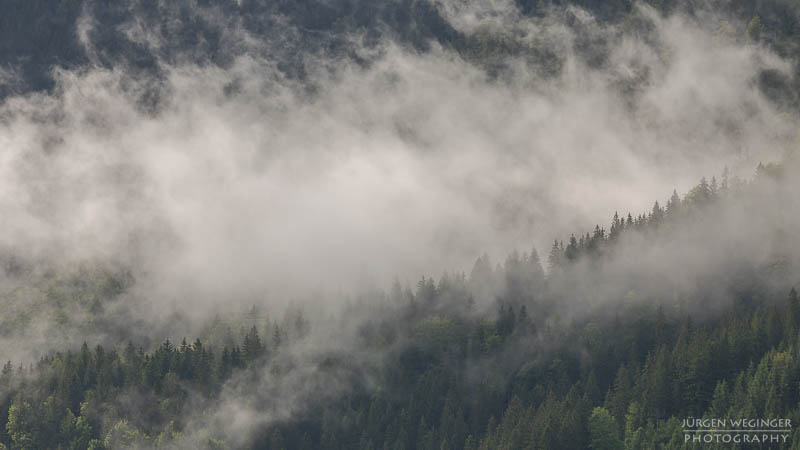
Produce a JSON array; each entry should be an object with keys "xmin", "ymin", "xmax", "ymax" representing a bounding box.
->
[
  {"xmin": 0, "ymin": 4, "xmax": 794, "ymax": 311},
  {"xmin": 1, "ymin": 1, "xmax": 800, "ymax": 447}
]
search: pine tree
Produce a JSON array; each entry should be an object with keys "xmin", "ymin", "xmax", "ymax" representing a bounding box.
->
[
  {"xmin": 666, "ymin": 190, "xmax": 681, "ymax": 218},
  {"xmin": 588, "ymin": 407, "xmax": 623, "ymax": 450},
  {"xmin": 243, "ymin": 326, "xmax": 264, "ymax": 362},
  {"xmin": 565, "ymin": 235, "xmax": 579, "ymax": 262},
  {"xmin": 650, "ymin": 201, "xmax": 663, "ymax": 225},
  {"xmin": 609, "ymin": 212, "xmax": 621, "ymax": 240},
  {"xmin": 526, "ymin": 247, "xmax": 545, "ymax": 285},
  {"xmin": 747, "ymin": 15, "xmax": 761, "ymax": 41},
  {"xmin": 272, "ymin": 324, "xmax": 283, "ymax": 350},
  {"xmin": 547, "ymin": 240, "xmax": 562, "ymax": 273}
]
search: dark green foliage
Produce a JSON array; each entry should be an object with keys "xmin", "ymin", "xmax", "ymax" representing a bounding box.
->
[
  {"xmin": 0, "ymin": 167, "xmax": 797, "ymax": 448},
  {"xmin": 588, "ymin": 407, "xmax": 623, "ymax": 450},
  {"xmin": 0, "ymin": 332, "xmax": 271, "ymax": 448},
  {"xmin": 1, "ymin": 0, "xmax": 800, "ymax": 113},
  {"xmin": 4, "ymin": 275, "xmax": 800, "ymax": 447}
]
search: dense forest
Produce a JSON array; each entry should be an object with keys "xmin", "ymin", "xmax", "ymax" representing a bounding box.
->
[
  {"xmin": 1, "ymin": 0, "xmax": 800, "ymax": 107},
  {"xmin": 0, "ymin": 162, "xmax": 796, "ymax": 449},
  {"xmin": 1, "ymin": 0, "xmax": 800, "ymax": 449}
]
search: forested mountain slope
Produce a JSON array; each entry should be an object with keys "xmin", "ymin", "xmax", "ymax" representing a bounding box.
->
[
  {"xmin": 2, "ymin": 0, "xmax": 800, "ymax": 108},
  {"xmin": 0, "ymin": 162, "xmax": 797, "ymax": 448},
  {"xmin": 1, "ymin": 0, "xmax": 800, "ymax": 449}
]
